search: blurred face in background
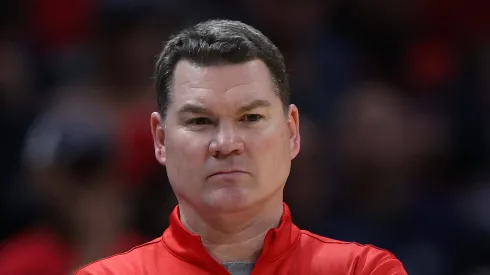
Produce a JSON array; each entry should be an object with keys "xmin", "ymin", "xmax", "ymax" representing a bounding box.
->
[
  {"xmin": 97, "ymin": 20, "xmax": 162, "ymax": 87},
  {"xmin": 336, "ymin": 83, "xmax": 451, "ymax": 174},
  {"xmin": 0, "ymin": 39, "xmax": 32, "ymax": 107},
  {"xmin": 151, "ymin": 60, "xmax": 300, "ymax": 213},
  {"xmin": 337, "ymin": 86, "xmax": 410, "ymax": 169}
]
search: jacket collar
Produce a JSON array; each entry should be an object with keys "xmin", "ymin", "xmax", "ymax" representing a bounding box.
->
[{"xmin": 161, "ymin": 203, "xmax": 300, "ymax": 269}]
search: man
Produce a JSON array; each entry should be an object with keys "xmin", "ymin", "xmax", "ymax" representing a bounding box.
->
[{"xmin": 76, "ymin": 19, "xmax": 407, "ymax": 275}]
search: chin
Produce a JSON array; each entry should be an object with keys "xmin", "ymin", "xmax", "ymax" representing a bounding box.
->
[{"xmin": 203, "ymin": 188, "xmax": 256, "ymax": 213}]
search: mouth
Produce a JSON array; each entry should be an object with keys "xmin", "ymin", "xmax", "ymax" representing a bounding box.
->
[{"xmin": 207, "ymin": 170, "xmax": 248, "ymax": 179}]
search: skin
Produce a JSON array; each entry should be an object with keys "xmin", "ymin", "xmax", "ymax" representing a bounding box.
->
[{"xmin": 150, "ymin": 59, "xmax": 300, "ymax": 262}]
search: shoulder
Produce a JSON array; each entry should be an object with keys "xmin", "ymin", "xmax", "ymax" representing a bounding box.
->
[
  {"xmin": 297, "ymin": 230, "xmax": 407, "ymax": 275},
  {"xmin": 298, "ymin": 230, "xmax": 392, "ymax": 256},
  {"xmin": 75, "ymin": 238, "xmax": 162, "ymax": 275}
]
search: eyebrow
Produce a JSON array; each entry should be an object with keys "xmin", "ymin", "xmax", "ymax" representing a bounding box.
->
[
  {"xmin": 236, "ymin": 99, "xmax": 271, "ymax": 114},
  {"xmin": 177, "ymin": 99, "xmax": 271, "ymax": 116},
  {"xmin": 177, "ymin": 103, "xmax": 211, "ymax": 115}
]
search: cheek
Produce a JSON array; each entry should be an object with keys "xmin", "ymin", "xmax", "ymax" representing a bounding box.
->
[
  {"xmin": 248, "ymin": 125, "xmax": 291, "ymax": 173},
  {"xmin": 165, "ymin": 131, "xmax": 208, "ymax": 185},
  {"xmin": 167, "ymin": 130, "xmax": 206, "ymax": 157}
]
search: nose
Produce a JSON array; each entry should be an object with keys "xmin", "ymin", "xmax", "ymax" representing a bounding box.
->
[{"xmin": 209, "ymin": 123, "xmax": 244, "ymax": 158}]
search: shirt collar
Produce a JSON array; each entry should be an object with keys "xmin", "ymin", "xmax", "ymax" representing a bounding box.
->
[{"xmin": 161, "ymin": 203, "xmax": 300, "ymax": 269}]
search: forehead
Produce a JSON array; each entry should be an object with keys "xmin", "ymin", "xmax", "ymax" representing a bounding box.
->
[{"xmin": 170, "ymin": 59, "xmax": 278, "ymax": 108}]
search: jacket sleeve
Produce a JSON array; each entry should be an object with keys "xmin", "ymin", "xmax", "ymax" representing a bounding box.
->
[
  {"xmin": 73, "ymin": 264, "xmax": 110, "ymax": 275},
  {"xmin": 369, "ymin": 256, "xmax": 407, "ymax": 275},
  {"xmin": 74, "ymin": 268, "xmax": 91, "ymax": 275},
  {"xmin": 359, "ymin": 247, "xmax": 408, "ymax": 275}
]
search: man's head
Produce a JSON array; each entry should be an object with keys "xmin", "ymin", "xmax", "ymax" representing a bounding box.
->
[
  {"xmin": 154, "ymin": 19, "xmax": 291, "ymax": 119},
  {"xmin": 150, "ymin": 20, "xmax": 300, "ymax": 213}
]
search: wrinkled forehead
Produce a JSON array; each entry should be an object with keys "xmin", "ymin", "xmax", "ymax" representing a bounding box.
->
[{"xmin": 168, "ymin": 59, "xmax": 279, "ymax": 111}]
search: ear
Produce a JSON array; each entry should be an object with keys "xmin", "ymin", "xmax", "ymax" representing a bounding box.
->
[
  {"xmin": 287, "ymin": 104, "xmax": 301, "ymax": 160},
  {"xmin": 150, "ymin": 112, "xmax": 166, "ymax": 166}
]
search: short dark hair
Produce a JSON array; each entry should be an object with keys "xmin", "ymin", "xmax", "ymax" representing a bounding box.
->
[{"xmin": 154, "ymin": 19, "xmax": 290, "ymax": 119}]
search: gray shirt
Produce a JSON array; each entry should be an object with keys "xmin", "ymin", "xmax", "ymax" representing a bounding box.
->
[{"xmin": 222, "ymin": 262, "xmax": 255, "ymax": 275}]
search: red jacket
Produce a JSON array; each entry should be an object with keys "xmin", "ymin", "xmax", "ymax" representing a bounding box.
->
[{"xmin": 76, "ymin": 204, "xmax": 407, "ymax": 275}]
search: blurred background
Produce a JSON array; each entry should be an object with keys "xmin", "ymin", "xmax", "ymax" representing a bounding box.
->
[{"xmin": 0, "ymin": 0, "xmax": 488, "ymax": 274}]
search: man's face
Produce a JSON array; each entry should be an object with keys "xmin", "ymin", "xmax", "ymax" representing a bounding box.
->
[{"xmin": 151, "ymin": 59, "xmax": 300, "ymax": 212}]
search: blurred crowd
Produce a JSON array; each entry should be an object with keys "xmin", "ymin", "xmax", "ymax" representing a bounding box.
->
[{"xmin": 0, "ymin": 0, "xmax": 488, "ymax": 274}]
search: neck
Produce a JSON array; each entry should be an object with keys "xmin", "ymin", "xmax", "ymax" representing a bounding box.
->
[{"xmin": 178, "ymin": 195, "xmax": 284, "ymax": 263}]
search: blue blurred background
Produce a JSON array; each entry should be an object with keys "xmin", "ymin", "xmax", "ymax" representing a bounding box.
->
[{"xmin": 0, "ymin": 0, "xmax": 489, "ymax": 274}]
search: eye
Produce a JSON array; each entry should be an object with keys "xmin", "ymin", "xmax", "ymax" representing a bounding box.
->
[
  {"xmin": 186, "ymin": 117, "xmax": 213, "ymax": 125},
  {"xmin": 240, "ymin": 114, "xmax": 264, "ymax": 122}
]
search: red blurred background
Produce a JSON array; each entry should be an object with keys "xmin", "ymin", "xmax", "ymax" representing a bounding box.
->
[{"xmin": 0, "ymin": 0, "xmax": 489, "ymax": 274}]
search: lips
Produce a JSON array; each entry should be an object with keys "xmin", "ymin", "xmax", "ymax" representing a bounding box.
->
[{"xmin": 207, "ymin": 170, "xmax": 248, "ymax": 179}]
